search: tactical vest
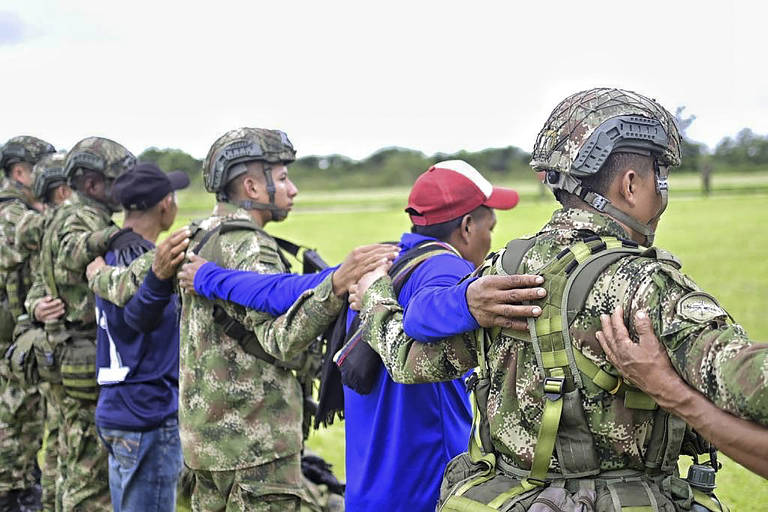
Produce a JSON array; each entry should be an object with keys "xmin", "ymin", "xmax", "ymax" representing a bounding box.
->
[{"xmin": 439, "ymin": 235, "xmax": 727, "ymax": 512}]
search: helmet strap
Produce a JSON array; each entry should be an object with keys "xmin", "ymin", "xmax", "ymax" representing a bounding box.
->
[
  {"xmin": 235, "ymin": 199, "xmax": 288, "ymax": 221},
  {"xmin": 557, "ymin": 173, "xmax": 658, "ymax": 246}
]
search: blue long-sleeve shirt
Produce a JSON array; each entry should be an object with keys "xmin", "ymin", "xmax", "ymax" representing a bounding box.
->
[
  {"xmin": 94, "ymin": 233, "xmax": 180, "ymax": 431},
  {"xmin": 192, "ymin": 233, "xmax": 478, "ymax": 512}
]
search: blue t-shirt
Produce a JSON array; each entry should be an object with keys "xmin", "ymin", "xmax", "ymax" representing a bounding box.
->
[
  {"xmin": 192, "ymin": 233, "xmax": 478, "ymax": 511},
  {"xmin": 94, "ymin": 232, "xmax": 180, "ymax": 431}
]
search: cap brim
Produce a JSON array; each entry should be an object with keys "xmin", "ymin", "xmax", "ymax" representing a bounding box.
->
[
  {"xmin": 483, "ymin": 187, "xmax": 519, "ymax": 210},
  {"xmin": 167, "ymin": 171, "xmax": 190, "ymax": 191}
]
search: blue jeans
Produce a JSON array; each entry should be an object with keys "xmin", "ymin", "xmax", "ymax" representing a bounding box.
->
[{"xmin": 97, "ymin": 416, "xmax": 183, "ymax": 512}]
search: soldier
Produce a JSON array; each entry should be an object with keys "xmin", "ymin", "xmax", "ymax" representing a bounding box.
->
[
  {"xmin": 353, "ymin": 88, "xmax": 768, "ymax": 510},
  {"xmin": 87, "ymin": 127, "xmax": 395, "ymax": 511},
  {"xmin": 0, "ymin": 136, "xmax": 56, "ymax": 511},
  {"xmin": 14, "ymin": 152, "xmax": 71, "ymax": 511},
  {"xmin": 25, "ymin": 137, "xmax": 135, "ymax": 511}
]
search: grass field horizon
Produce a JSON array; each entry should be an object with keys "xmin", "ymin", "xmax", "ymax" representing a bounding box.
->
[{"xmin": 170, "ymin": 173, "xmax": 768, "ymax": 509}]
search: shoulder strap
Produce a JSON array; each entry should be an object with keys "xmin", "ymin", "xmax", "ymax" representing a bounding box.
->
[{"xmin": 500, "ymin": 236, "xmax": 537, "ymax": 275}]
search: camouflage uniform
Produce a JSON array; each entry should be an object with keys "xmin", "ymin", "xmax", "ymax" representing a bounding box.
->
[
  {"xmin": 25, "ymin": 137, "xmax": 133, "ymax": 512},
  {"xmin": 89, "ymin": 127, "xmax": 345, "ymax": 512},
  {"xmin": 16, "ymin": 205, "xmax": 61, "ymax": 512},
  {"xmin": 0, "ymin": 136, "xmax": 56, "ymax": 510},
  {"xmin": 357, "ymin": 90, "xmax": 767, "ymax": 511}
]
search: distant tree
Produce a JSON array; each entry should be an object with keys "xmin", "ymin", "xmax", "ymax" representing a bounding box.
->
[{"xmin": 138, "ymin": 147, "xmax": 202, "ymax": 180}]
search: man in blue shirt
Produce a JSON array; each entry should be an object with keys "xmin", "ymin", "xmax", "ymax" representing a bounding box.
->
[
  {"xmin": 90, "ymin": 162, "xmax": 189, "ymax": 512},
  {"xmin": 177, "ymin": 161, "xmax": 543, "ymax": 511}
]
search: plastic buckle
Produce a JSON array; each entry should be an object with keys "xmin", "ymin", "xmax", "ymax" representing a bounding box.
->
[
  {"xmin": 465, "ymin": 372, "xmax": 479, "ymax": 393},
  {"xmin": 543, "ymin": 377, "xmax": 565, "ymax": 401},
  {"xmin": 526, "ymin": 477, "xmax": 548, "ymax": 488}
]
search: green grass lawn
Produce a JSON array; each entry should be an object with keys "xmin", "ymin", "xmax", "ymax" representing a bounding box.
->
[{"xmin": 171, "ymin": 183, "xmax": 768, "ymax": 509}]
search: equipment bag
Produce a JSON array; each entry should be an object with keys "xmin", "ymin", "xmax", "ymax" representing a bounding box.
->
[{"xmin": 439, "ymin": 234, "xmax": 726, "ymax": 511}]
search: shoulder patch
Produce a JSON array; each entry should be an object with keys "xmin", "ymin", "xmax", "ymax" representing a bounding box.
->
[{"xmin": 676, "ymin": 292, "xmax": 728, "ymax": 323}]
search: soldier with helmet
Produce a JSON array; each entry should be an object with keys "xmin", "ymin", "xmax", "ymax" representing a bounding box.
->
[
  {"xmin": 0, "ymin": 136, "xmax": 56, "ymax": 511},
  {"xmin": 353, "ymin": 88, "xmax": 768, "ymax": 510},
  {"xmin": 13, "ymin": 151, "xmax": 72, "ymax": 512},
  {"xmin": 24, "ymin": 136, "xmax": 135, "ymax": 511},
  {"xmin": 87, "ymin": 127, "xmax": 394, "ymax": 510}
]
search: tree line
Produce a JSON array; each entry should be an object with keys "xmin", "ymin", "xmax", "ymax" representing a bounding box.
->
[{"xmin": 138, "ymin": 128, "xmax": 768, "ymax": 190}]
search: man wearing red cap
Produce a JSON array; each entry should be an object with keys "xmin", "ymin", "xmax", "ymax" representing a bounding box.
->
[{"xmin": 175, "ymin": 160, "xmax": 542, "ymax": 511}]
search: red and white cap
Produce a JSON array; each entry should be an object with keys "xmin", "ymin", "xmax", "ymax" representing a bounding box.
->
[{"xmin": 407, "ymin": 160, "xmax": 519, "ymax": 226}]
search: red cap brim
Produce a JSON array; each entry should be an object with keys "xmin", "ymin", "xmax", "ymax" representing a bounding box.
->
[{"xmin": 483, "ymin": 187, "xmax": 519, "ymax": 210}]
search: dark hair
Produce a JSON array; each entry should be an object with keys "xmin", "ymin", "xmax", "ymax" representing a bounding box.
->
[
  {"xmin": 43, "ymin": 182, "xmax": 65, "ymax": 205},
  {"xmin": 555, "ymin": 152, "xmax": 654, "ymax": 207},
  {"xmin": 223, "ymin": 161, "xmax": 264, "ymax": 201},
  {"xmin": 411, "ymin": 205, "xmax": 491, "ymax": 242}
]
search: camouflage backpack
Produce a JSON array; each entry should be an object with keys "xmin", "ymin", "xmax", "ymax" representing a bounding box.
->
[{"xmin": 438, "ymin": 235, "xmax": 727, "ymax": 512}]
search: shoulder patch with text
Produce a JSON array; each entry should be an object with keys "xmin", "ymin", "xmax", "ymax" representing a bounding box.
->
[{"xmin": 676, "ymin": 292, "xmax": 728, "ymax": 323}]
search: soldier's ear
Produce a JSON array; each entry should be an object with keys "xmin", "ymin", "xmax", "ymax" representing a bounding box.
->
[{"xmin": 618, "ymin": 169, "xmax": 639, "ymax": 207}]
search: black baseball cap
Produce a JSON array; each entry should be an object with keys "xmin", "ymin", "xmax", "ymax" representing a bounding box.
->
[{"xmin": 113, "ymin": 162, "xmax": 190, "ymax": 210}]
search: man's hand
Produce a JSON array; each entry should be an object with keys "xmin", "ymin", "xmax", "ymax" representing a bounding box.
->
[
  {"xmin": 86, "ymin": 256, "xmax": 106, "ymax": 281},
  {"xmin": 332, "ymin": 244, "xmax": 399, "ymax": 296},
  {"xmin": 595, "ymin": 307, "xmax": 677, "ymax": 397},
  {"xmin": 34, "ymin": 296, "xmax": 65, "ymax": 322},
  {"xmin": 349, "ymin": 265, "xmax": 389, "ymax": 311},
  {"xmin": 178, "ymin": 253, "xmax": 208, "ymax": 295},
  {"xmin": 466, "ymin": 275, "xmax": 546, "ymax": 330},
  {"xmin": 152, "ymin": 228, "xmax": 190, "ymax": 280}
]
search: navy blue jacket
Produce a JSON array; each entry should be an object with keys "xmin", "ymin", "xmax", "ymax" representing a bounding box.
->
[{"xmin": 94, "ymin": 230, "xmax": 180, "ymax": 431}]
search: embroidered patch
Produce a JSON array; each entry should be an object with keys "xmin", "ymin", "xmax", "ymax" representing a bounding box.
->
[{"xmin": 676, "ymin": 292, "xmax": 727, "ymax": 323}]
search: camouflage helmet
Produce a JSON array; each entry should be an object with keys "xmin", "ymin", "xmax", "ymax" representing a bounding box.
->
[
  {"xmin": 64, "ymin": 136, "xmax": 136, "ymax": 182},
  {"xmin": 530, "ymin": 88, "xmax": 681, "ymax": 177},
  {"xmin": 202, "ymin": 127, "xmax": 296, "ymax": 198},
  {"xmin": 32, "ymin": 152, "xmax": 67, "ymax": 201},
  {"xmin": 1, "ymin": 136, "xmax": 56, "ymax": 172}
]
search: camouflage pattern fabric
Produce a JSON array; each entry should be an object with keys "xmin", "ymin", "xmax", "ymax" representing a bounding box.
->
[
  {"xmin": 189, "ymin": 453, "xmax": 303, "ymax": 512},
  {"xmin": 16, "ymin": 207, "xmax": 61, "ymax": 511},
  {"xmin": 24, "ymin": 192, "xmax": 118, "ymax": 325},
  {"xmin": 23, "ymin": 191, "xmax": 116, "ymax": 511},
  {"xmin": 0, "ymin": 186, "xmax": 44, "ymax": 496},
  {"xmin": 90, "ymin": 204, "xmax": 344, "ymax": 500},
  {"xmin": 530, "ymin": 88, "xmax": 682, "ymax": 174},
  {"xmin": 360, "ymin": 208, "xmax": 768, "ymax": 476},
  {"xmin": 63, "ymin": 136, "xmax": 136, "ymax": 182}
]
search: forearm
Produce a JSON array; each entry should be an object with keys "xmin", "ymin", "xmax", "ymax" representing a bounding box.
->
[
  {"xmin": 89, "ymin": 253, "xmax": 151, "ymax": 307},
  {"xmin": 361, "ymin": 276, "xmax": 477, "ymax": 384},
  {"xmin": 24, "ymin": 275, "xmax": 46, "ymax": 320},
  {"xmin": 655, "ymin": 376, "xmax": 768, "ymax": 478},
  {"xmin": 242, "ymin": 273, "xmax": 344, "ymax": 361},
  {"xmin": 402, "ymin": 278, "xmax": 479, "ymax": 342},
  {"xmin": 124, "ymin": 267, "xmax": 174, "ymax": 332},
  {"xmin": 195, "ymin": 262, "xmax": 335, "ymax": 316},
  {"xmin": 59, "ymin": 226, "xmax": 118, "ymax": 273}
]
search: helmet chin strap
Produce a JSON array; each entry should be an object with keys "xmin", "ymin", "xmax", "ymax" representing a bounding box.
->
[
  {"xmin": 555, "ymin": 173, "xmax": 665, "ymax": 247},
  {"xmin": 227, "ymin": 163, "xmax": 290, "ymax": 221}
]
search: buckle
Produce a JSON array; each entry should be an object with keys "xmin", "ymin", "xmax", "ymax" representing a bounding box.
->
[
  {"xmin": 543, "ymin": 377, "xmax": 565, "ymax": 401},
  {"xmin": 465, "ymin": 372, "xmax": 479, "ymax": 393},
  {"xmin": 526, "ymin": 477, "xmax": 548, "ymax": 487}
]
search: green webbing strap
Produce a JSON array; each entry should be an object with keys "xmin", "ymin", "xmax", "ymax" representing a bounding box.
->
[
  {"xmin": 571, "ymin": 349, "xmax": 656, "ymax": 410},
  {"xmin": 691, "ymin": 489, "xmax": 728, "ymax": 512}
]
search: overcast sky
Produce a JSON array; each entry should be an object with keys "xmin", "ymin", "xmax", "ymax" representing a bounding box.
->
[{"xmin": 0, "ymin": 0, "xmax": 764, "ymax": 160}]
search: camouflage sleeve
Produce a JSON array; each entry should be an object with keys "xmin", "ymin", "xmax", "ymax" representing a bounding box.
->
[
  {"xmin": 239, "ymin": 273, "xmax": 345, "ymax": 361},
  {"xmin": 56, "ymin": 211, "xmax": 118, "ymax": 277},
  {"xmin": 0, "ymin": 202, "xmax": 28, "ymax": 271},
  {"xmin": 626, "ymin": 263, "xmax": 768, "ymax": 426},
  {"xmin": 360, "ymin": 275, "xmax": 478, "ymax": 384},
  {"xmin": 88, "ymin": 251, "xmax": 154, "ymax": 307},
  {"xmin": 14, "ymin": 210, "xmax": 43, "ymax": 258},
  {"xmin": 215, "ymin": 230, "xmax": 344, "ymax": 361}
]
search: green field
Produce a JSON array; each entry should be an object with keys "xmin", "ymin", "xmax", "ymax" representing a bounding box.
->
[{"xmin": 171, "ymin": 174, "xmax": 768, "ymax": 509}]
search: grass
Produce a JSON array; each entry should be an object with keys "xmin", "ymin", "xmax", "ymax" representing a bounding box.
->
[{"xmin": 170, "ymin": 178, "xmax": 768, "ymax": 510}]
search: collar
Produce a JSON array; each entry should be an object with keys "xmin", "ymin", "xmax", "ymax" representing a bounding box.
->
[
  {"xmin": 398, "ymin": 232, "xmax": 461, "ymax": 257},
  {"xmin": 541, "ymin": 208, "xmax": 632, "ymax": 241},
  {"xmin": 0, "ymin": 184, "xmax": 32, "ymax": 207}
]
